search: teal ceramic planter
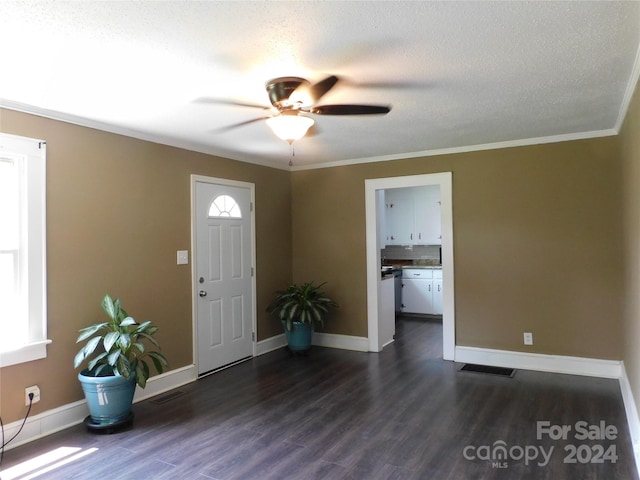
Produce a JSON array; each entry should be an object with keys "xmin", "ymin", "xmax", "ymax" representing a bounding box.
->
[
  {"xmin": 79, "ymin": 369, "xmax": 136, "ymax": 425},
  {"xmin": 283, "ymin": 321, "xmax": 313, "ymax": 351}
]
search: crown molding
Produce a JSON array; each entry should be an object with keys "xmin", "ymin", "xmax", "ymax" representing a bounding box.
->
[
  {"xmin": 0, "ymin": 99, "xmax": 290, "ymax": 171},
  {"xmin": 1, "ymin": 99, "xmax": 619, "ymax": 173},
  {"xmin": 291, "ymin": 129, "xmax": 618, "ymax": 171},
  {"xmin": 615, "ymin": 38, "xmax": 640, "ymax": 133}
]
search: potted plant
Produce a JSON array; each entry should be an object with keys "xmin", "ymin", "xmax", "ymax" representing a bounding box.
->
[
  {"xmin": 74, "ymin": 294, "xmax": 169, "ymax": 428},
  {"xmin": 267, "ymin": 281, "xmax": 338, "ymax": 352}
]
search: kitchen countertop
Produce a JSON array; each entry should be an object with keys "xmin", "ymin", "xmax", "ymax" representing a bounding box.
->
[
  {"xmin": 383, "ymin": 265, "xmax": 441, "ymax": 270},
  {"xmin": 381, "ymin": 265, "xmax": 441, "ymax": 278},
  {"xmin": 401, "ymin": 265, "xmax": 442, "ymax": 269}
]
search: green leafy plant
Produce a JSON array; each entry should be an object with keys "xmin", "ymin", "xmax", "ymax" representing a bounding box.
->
[
  {"xmin": 267, "ymin": 281, "xmax": 338, "ymax": 332},
  {"xmin": 74, "ymin": 294, "xmax": 169, "ymax": 388}
]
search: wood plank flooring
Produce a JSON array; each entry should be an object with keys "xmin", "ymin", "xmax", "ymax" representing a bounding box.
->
[{"xmin": 1, "ymin": 316, "xmax": 637, "ymax": 479}]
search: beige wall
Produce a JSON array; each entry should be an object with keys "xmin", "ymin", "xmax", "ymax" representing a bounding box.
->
[
  {"xmin": 0, "ymin": 109, "xmax": 292, "ymax": 423},
  {"xmin": 292, "ymin": 137, "xmax": 623, "ymax": 357},
  {"xmin": 621, "ymin": 79, "xmax": 640, "ymax": 427},
  {"xmin": 0, "ymin": 100, "xmax": 631, "ymax": 428}
]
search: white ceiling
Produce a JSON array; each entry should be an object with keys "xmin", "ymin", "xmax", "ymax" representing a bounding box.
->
[{"xmin": 1, "ymin": 1, "xmax": 639, "ymax": 170}]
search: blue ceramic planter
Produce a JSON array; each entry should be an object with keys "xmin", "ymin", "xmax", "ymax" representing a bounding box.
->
[
  {"xmin": 79, "ymin": 369, "xmax": 136, "ymax": 425},
  {"xmin": 283, "ymin": 321, "xmax": 313, "ymax": 351}
]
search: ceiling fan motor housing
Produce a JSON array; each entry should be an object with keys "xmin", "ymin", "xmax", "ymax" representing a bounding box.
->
[{"xmin": 266, "ymin": 77, "xmax": 309, "ymax": 109}]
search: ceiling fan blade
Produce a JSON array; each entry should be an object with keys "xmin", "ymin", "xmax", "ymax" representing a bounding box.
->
[
  {"xmin": 211, "ymin": 116, "xmax": 271, "ymax": 133},
  {"xmin": 195, "ymin": 97, "xmax": 271, "ymax": 110},
  {"xmin": 307, "ymin": 104, "xmax": 391, "ymax": 115},
  {"xmin": 342, "ymin": 79, "xmax": 432, "ymax": 89},
  {"xmin": 291, "ymin": 75, "xmax": 339, "ymax": 105},
  {"xmin": 308, "ymin": 75, "xmax": 339, "ymax": 102}
]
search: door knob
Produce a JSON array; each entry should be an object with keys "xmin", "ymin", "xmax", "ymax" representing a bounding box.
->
[{"xmin": 199, "ymin": 290, "xmax": 207, "ymax": 297}]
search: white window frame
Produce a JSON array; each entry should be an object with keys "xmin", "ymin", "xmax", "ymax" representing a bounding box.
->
[{"xmin": 0, "ymin": 132, "xmax": 50, "ymax": 367}]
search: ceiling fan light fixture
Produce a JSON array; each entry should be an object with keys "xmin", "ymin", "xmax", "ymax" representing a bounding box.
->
[{"xmin": 266, "ymin": 114, "xmax": 314, "ymax": 143}]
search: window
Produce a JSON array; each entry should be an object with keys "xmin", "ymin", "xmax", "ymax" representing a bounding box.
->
[
  {"xmin": 208, "ymin": 194, "xmax": 242, "ymax": 218},
  {"xmin": 0, "ymin": 133, "xmax": 50, "ymax": 367}
]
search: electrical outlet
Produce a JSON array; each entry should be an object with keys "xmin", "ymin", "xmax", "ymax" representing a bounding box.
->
[
  {"xmin": 25, "ymin": 385, "xmax": 40, "ymax": 405},
  {"xmin": 523, "ymin": 332, "xmax": 533, "ymax": 346}
]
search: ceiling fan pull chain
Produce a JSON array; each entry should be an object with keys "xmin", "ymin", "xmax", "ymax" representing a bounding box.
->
[{"xmin": 289, "ymin": 141, "xmax": 295, "ymax": 166}]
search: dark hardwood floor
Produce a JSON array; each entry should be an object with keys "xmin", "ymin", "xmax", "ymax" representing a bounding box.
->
[{"xmin": 1, "ymin": 316, "xmax": 637, "ymax": 479}]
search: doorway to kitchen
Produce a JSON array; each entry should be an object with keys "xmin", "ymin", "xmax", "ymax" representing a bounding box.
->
[{"xmin": 364, "ymin": 172, "xmax": 455, "ymax": 360}]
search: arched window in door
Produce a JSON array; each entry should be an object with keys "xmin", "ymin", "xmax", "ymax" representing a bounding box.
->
[{"xmin": 208, "ymin": 194, "xmax": 242, "ymax": 218}]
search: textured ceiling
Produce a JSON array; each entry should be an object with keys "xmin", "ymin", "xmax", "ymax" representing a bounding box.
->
[{"xmin": 1, "ymin": 1, "xmax": 639, "ymax": 170}]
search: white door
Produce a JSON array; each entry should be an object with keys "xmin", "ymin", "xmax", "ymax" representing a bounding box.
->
[{"xmin": 194, "ymin": 179, "xmax": 254, "ymax": 375}]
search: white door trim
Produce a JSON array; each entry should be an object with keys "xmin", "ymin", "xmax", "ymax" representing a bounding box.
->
[
  {"xmin": 190, "ymin": 175, "xmax": 257, "ymax": 371},
  {"xmin": 364, "ymin": 172, "xmax": 455, "ymax": 359}
]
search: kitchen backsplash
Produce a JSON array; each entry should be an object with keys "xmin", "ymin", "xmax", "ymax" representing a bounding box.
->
[{"xmin": 381, "ymin": 245, "xmax": 441, "ymax": 265}]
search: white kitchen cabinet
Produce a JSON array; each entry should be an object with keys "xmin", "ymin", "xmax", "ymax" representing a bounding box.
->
[
  {"xmin": 414, "ymin": 186, "xmax": 442, "ymax": 245},
  {"xmin": 402, "ymin": 278, "xmax": 433, "ymax": 313},
  {"xmin": 401, "ymin": 268, "xmax": 443, "ymax": 315},
  {"xmin": 385, "ymin": 192, "xmax": 413, "ymax": 245},
  {"xmin": 433, "ymin": 280, "xmax": 443, "ymax": 315},
  {"xmin": 385, "ymin": 186, "xmax": 441, "ymax": 246}
]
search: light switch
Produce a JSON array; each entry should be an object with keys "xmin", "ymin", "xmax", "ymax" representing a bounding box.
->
[{"xmin": 177, "ymin": 250, "xmax": 189, "ymax": 265}]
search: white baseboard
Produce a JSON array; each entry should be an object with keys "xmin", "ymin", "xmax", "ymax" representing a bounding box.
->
[
  {"xmin": 1, "ymin": 399, "xmax": 90, "ymax": 452},
  {"xmin": 257, "ymin": 331, "xmax": 370, "ymax": 354},
  {"xmin": 619, "ymin": 362, "xmax": 640, "ymax": 478},
  {"xmin": 132, "ymin": 364, "xmax": 197, "ymax": 403},
  {"xmin": 256, "ymin": 333, "xmax": 287, "ymax": 356},
  {"xmin": 2, "ymin": 364, "xmax": 197, "ymax": 451},
  {"xmin": 455, "ymin": 345, "xmax": 622, "ymax": 378},
  {"xmin": 313, "ymin": 332, "xmax": 369, "ymax": 352}
]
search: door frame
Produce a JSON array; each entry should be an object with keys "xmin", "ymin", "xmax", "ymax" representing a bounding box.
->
[
  {"xmin": 364, "ymin": 172, "xmax": 455, "ymax": 360},
  {"xmin": 190, "ymin": 174, "xmax": 257, "ymax": 371}
]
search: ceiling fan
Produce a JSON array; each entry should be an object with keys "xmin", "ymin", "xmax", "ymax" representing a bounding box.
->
[{"xmin": 200, "ymin": 75, "xmax": 391, "ymax": 143}]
